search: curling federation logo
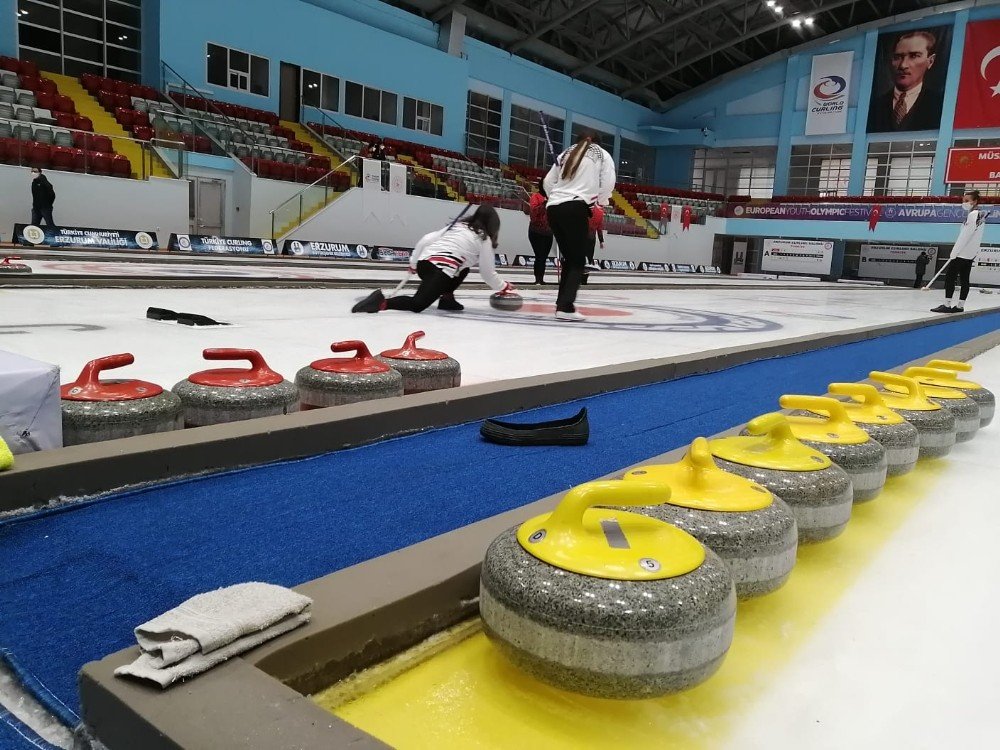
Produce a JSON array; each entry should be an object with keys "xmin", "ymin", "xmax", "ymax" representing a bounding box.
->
[
  {"xmin": 23, "ymin": 225, "xmax": 45, "ymax": 244},
  {"xmin": 135, "ymin": 232, "xmax": 155, "ymax": 250},
  {"xmin": 813, "ymin": 75, "xmax": 847, "ymax": 101}
]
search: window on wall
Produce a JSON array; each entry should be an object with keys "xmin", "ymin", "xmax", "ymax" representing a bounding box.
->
[
  {"xmin": 17, "ymin": 0, "xmax": 142, "ymax": 82},
  {"xmin": 619, "ymin": 138, "xmax": 656, "ymax": 183},
  {"xmin": 950, "ymin": 138, "xmax": 1000, "ymax": 198},
  {"xmin": 787, "ymin": 144, "xmax": 853, "ymax": 196},
  {"xmin": 403, "ymin": 96, "xmax": 443, "ymax": 136},
  {"xmin": 508, "ymin": 104, "xmax": 563, "ymax": 169},
  {"xmin": 302, "ymin": 69, "xmax": 339, "ymax": 112},
  {"xmin": 344, "ymin": 82, "xmax": 397, "ymax": 125},
  {"xmin": 864, "ymin": 140, "xmax": 936, "ymax": 196},
  {"xmin": 570, "ymin": 123, "xmax": 614, "ymax": 155},
  {"xmin": 692, "ymin": 147, "xmax": 777, "ymax": 197},
  {"xmin": 207, "ymin": 43, "xmax": 269, "ymax": 97},
  {"xmin": 466, "ymin": 90, "xmax": 501, "ymax": 161}
]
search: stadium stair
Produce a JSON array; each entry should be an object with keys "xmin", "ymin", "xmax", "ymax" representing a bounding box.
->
[
  {"xmin": 396, "ymin": 153, "xmax": 461, "ymax": 201},
  {"xmin": 43, "ymin": 72, "xmax": 172, "ymax": 179},
  {"xmin": 282, "ymin": 120, "xmax": 345, "ymax": 167},
  {"xmin": 611, "ymin": 189, "xmax": 659, "ymax": 239}
]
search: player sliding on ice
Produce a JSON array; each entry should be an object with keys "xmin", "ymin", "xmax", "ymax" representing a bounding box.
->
[
  {"xmin": 929, "ymin": 190, "xmax": 988, "ymax": 314},
  {"xmin": 351, "ymin": 204, "xmax": 517, "ymax": 314}
]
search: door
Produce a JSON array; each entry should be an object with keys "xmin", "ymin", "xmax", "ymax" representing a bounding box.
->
[
  {"xmin": 279, "ymin": 62, "xmax": 301, "ymax": 123},
  {"xmin": 190, "ymin": 178, "xmax": 225, "ymax": 235}
]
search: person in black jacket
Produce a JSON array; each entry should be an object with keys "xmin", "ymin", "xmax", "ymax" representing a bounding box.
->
[
  {"xmin": 867, "ymin": 31, "xmax": 945, "ymax": 133},
  {"xmin": 30, "ymin": 168, "xmax": 56, "ymax": 226},
  {"xmin": 914, "ymin": 250, "xmax": 930, "ymax": 288}
]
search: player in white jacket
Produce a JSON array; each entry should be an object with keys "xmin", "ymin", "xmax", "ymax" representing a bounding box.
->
[
  {"xmin": 351, "ymin": 205, "xmax": 516, "ymax": 313},
  {"xmin": 543, "ymin": 134, "xmax": 616, "ymax": 321},
  {"xmin": 931, "ymin": 190, "xmax": 987, "ymax": 314}
]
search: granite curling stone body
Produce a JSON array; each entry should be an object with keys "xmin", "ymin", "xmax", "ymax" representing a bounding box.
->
[
  {"xmin": 822, "ymin": 384, "xmax": 920, "ymax": 477},
  {"xmin": 710, "ymin": 414, "xmax": 853, "ymax": 544},
  {"xmin": 60, "ymin": 354, "xmax": 182, "ymax": 445},
  {"xmin": 295, "ymin": 340, "xmax": 403, "ymax": 408},
  {"xmin": 886, "ymin": 374, "xmax": 980, "ymax": 443},
  {"xmin": 776, "ymin": 395, "xmax": 887, "ymax": 503},
  {"xmin": 173, "ymin": 349, "xmax": 299, "ymax": 427},
  {"xmin": 376, "ymin": 331, "xmax": 461, "ymax": 394},
  {"xmin": 621, "ymin": 438, "xmax": 797, "ymax": 598},
  {"xmin": 916, "ymin": 359, "xmax": 996, "ymax": 428},
  {"xmin": 480, "ymin": 480, "xmax": 736, "ymax": 699},
  {"xmin": 870, "ymin": 372, "xmax": 957, "ymax": 459}
]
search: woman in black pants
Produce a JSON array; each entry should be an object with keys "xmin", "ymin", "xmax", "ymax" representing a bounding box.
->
[
  {"xmin": 543, "ymin": 135, "xmax": 616, "ymax": 321},
  {"xmin": 527, "ymin": 180, "xmax": 553, "ymax": 284},
  {"xmin": 352, "ymin": 205, "xmax": 516, "ymax": 313}
]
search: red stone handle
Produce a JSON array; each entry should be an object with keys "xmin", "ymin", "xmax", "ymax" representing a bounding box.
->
[
  {"xmin": 331, "ymin": 340, "xmax": 374, "ymax": 360},
  {"xmin": 1, "ymin": 256, "xmax": 21, "ymax": 264},
  {"xmin": 76, "ymin": 353, "xmax": 134, "ymax": 385},
  {"xmin": 397, "ymin": 331, "xmax": 425, "ymax": 356},
  {"xmin": 202, "ymin": 348, "xmax": 269, "ymax": 372}
]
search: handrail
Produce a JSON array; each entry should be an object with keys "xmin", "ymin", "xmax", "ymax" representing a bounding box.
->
[
  {"xmin": 268, "ymin": 155, "xmax": 360, "ymax": 240},
  {"xmin": 268, "ymin": 155, "xmax": 360, "ymax": 217}
]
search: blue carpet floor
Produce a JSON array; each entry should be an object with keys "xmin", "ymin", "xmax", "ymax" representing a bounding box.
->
[{"xmin": 0, "ymin": 312, "xmax": 997, "ymax": 735}]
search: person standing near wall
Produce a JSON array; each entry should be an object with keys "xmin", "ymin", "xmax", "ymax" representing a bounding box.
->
[
  {"xmin": 913, "ymin": 250, "xmax": 930, "ymax": 289},
  {"xmin": 527, "ymin": 180, "xmax": 554, "ymax": 285},
  {"xmin": 544, "ymin": 134, "xmax": 616, "ymax": 322},
  {"xmin": 30, "ymin": 168, "xmax": 56, "ymax": 227},
  {"xmin": 931, "ymin": 191, "xmax": 986, "ymax": 313}
]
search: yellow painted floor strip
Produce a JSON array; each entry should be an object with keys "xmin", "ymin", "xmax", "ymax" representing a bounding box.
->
[{"xmin": 317, "ymin": 460, "xmax": 946, "ymax": 749}]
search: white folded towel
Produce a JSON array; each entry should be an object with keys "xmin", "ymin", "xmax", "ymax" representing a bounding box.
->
[{"xmin": 114, "ymin": 582, "xmax": 312, "ymax": 688}]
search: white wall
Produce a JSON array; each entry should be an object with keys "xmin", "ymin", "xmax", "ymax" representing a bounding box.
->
[
  {"xmin": 249, "ymin": 176, "xmax": 313, "ymax": 239},
  {"xmin": 286, "ymin": 189, "xmax": 717, "ymax": 265},
  {"xmin": 0, "ymin": 164, "xmax": 189, "ymax": 240}
]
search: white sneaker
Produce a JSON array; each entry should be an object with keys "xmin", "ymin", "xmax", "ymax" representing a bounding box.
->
[
  {"xmin": 555, "ymin": 310, "xmax": 587, "ymax": 322},
  {"xmin": 584, "ymin": 262, "xmax": 600, "ymax": 271}
]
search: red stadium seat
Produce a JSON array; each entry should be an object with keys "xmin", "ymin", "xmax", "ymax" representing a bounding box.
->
[
  {"xmin": 40, "ymin": 78, "xmax": 56, "ymax": 95},
  {"xmin": 80, "ymin": 73, "xmax": 101, "ymax": 94},
  {"xmin": 111, "ymin": 79, "xmax": 129, "ymax": 96},
  {"xmin": 91, "ymin": 134, "xmax": 112, "ymax": 153},
  {"xmin": 54, "ymin": 95, "xmax": 75, "ymax": 114},
  {"xmin": 19, "ymin": 74, "xmax": 40, "ymax": 92},
  {"xmin": 98, "ymin": 90, "xmax": 117, "ymax": 110},
  {"xmin": 74, "ymin": 115, "xmax": 93, "ymax": 131},
  {"xmin": 49, "ymin": 145, "xmax": 75, "ymax": 171},
  {"xmin": 307, "ymin": 155, "xmax": 331, "ymax": 170},
  {"xmin": 70, "ymin": 148, "xmax": 87, "ymax": 172},
  {"xmin": 27, "ymin": 142, "xmax": 51, "ymax": 168},
  {"xmin": 72, "ymin": 131, "xmax": 93, "ymax": 150},
  {"xmin": 132, "ymin": 125, "xmax": 153, "ymax": 141},
  {"xmin": 0, "ymin": 57, "xmax": 19, "ymax": 73},
  {"xmin": 181, "ymin": 133, "xmax": 195, "ymax": 151},
  {"xmin": 35, "ymin": 91, "xmax": 55, "ymax": 110},
  {"xmin": 111, "ymin": 154, "xmax": 131, "ymax": 177},
  {"xmin": 0, "ymin": 137, "xmax": 15, "ymax": 164},
  {"xmin": 131, "ymin": 111, "xmax": 150, "ymax": 129},
  {"xmin": 115, "ymin": 107, "xmax": 135, "ymax": 129},
  {"xmin": 19, "ymin": 61, "xmax": 39, "ymax": 78},
  {"xmin": 194, "ymin": 135, "xmax": 211, "ymax": 153},
  {"xmin": 113, "ymin": 92, "xmax": 130, "ymax": 109},
  {"xmin": 90, "ymin": 151, "xmax": 112, "ymax": 175}
]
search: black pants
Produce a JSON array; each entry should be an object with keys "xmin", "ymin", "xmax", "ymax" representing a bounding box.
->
[
  {"xmin": 528, "ymin": 229, "xmax": 553, "ymax": 283},
  {"xmin": 547, "ymin": 201, "xmax": 590, "ymax": 312},
  {"xmin": 944, "ymin": 257, "xmax": 973, "ymax": 301},
  {"xmin": 385, "ymin": 260, "xmax": 468, "ymax": 312},
  {"xmin": 31, "ymin": 206, "xmax": 54, "ymax": 226},
  {"xmin": 913, "ymin": 272, "xmax": 925, "ymax": 289}
]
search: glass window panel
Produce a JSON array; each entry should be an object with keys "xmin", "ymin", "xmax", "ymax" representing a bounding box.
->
[
  {"xmin": 381, "ymin": 92, "xmax": 397, "ymax": 125},
  {"xmin": 229, "ymin": 49, "xmax": 249, "ymax": 73},
  {"xmin": 64, "ymin": 56, "xmax": 103, "ymax": 76},
  {"xmin": 106, "ymin": 1, "xmax": 141, "ymax": 27},
  {"xmin": 431, "ymin": 104, "xmax": 443, "ymax": 135},
  {"xmin": 302, "ymin": 69, "xmax": 321, "ymax": 108},
  {"xmin": 363, "ymin": 87, "xmax": 380, "ymax": 120},
  {"xmin": 207, "ymin": 43, "xmax": 227, "ymax": 86},
  {"xmin": 345, "ymin": 82, "xmax": 363, "ymax": 117},
  {"xmin": 250, "ymin": 55, "xmax": 268, "ymax": 96},
  {"xmin": 20, "ymin": 47, "xmax": 62, "ymax": 72},
  {"xmin": 18, "ymin": 24, "xmax": 62, "ymax": 54},
  {"xmin": 64, "ymin": 34, "xmax": 102, "ymax": 62},
  {"xmin": 107, "ymin": 22, "xmax": 139, "ymax": 49},
  {"xmin": 18, "ymin": 1, "xmax": 60, "ymax": 30},
  {"xmin": 105, "ymin": 44, "xmax": 139, "ymax": 71},
  {"xmin": 64, "ymin": 0, "xmax": 102, "ymax": 17},
  {"xmin": 402, "ymin": 96, "xmax": 415, "ymax": 128},
  {"xmin": 321, "ymin": 75, "xmax": 338, "ymax": 111},
  {"xmin": 105, "ymin": 65, "xmax": 138, "ymax": 82}
]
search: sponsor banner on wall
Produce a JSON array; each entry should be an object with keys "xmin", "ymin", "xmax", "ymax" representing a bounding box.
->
[
  {"xmin": 726, "ymin": 202, "xmax": 999, "ymax": 224},
  {"xmin": 867, "ymin": 25, "xmax": 952, "ymax": 134},
  {"xmin": 169, "ymin": 234, "xmax": 276, "ymax": 255},
  {"xmin": 282, "ymin": 239, "xmax": 509, "ymax": 266},
  {"xmin": 362, "ymin": 158, "xmax": 382, "ymax": 190},
  {"xmin": 805, "ymin": 52, "xmax": 853, "ymax": 136},
  {"xmin": 388, "ymin": 162, "xmax": 407, "ymax": 194},
  {"xmin": 13, "ymin": 224, "xmax": 157, "ymax": 250},
  {"xmin": 945, "ymin": 147, "xmax": 1000, "ymax": 184},
  {"xmin": 512, "ymin": 255, "xmax": 557, "ymax": 268},
  {"xmin": 761, "ymin": 238, "xmax": 834, "ymax": 275},
  {"xmin": 954, "ymin": 20, "xmax": 1000, "ymax": 129},
  {"xmin": 859, "ymin": 244, "xmax": 937, "ymax": 280},
  {"xmin": 971, "ymin": 245, "xmax": 1000, "ymax": 285},
  {"xmin": 600, "ymin": 260, "xmax": 638, "ymax": 271},
  {"xmin": 731, "ymin": 240, "xmax": 748, "ymax": 274}
]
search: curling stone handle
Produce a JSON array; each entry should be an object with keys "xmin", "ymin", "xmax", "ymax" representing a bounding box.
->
[
  {"xmin": 780, "ymin": 395, "xmax": 853, "ymax": 426},
  {"xmin": 547, "ymin": 480, "xmax": 671, "ymax": 533},
  {"xmin": 903, "ymin": 366, "xmax": 958, "ymax": 382},
  {"xmin": 403, "ymin": 331, "xmax": 426, "ymax": 348},
  {"xmin": 829, "ymin": 383, "xmax": 884, "ymax": 406},
  {"xmin": 870, "ymin": 371, "xmax": 921, "ymax": 397},
  {"xmin": 331, "ymin": 340, "xmax": 374, "ymax": 359},
  {"xmin": 1, "ymin": 256, "xmax": 21, "ymax": 264},
  {"xmin": 78, "ymin": 353, "xmax": 135, "ymax": 384},
  {"xmin": 745, "ymin": 412, "xmax": 796, "ymax": 443},
  {"xmin": 202, "ymin": 348, "xmax": 268, "ymax": 371},
  {"xmin": 927, "ymin": 359, "xmax": 971, "ymax": 373},
  {"xmin": 684, "ymin": 437, "xmax": 719, "ymax": 485}
]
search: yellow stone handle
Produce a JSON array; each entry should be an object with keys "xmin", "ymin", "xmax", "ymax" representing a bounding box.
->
[
  {"xmin": 547, "ymin": 480, "xmax": 671, "ymax": 535},
  {"xmin": 779, "ymin": 394, "xmax": 855, "ymax": 434},
  {"xmin": 903, "ymin": 366, "xmax": 959, "ymax": 382},
  {"xmin": 745, "ymin": 412, "xmax": 799, "ymax": 443},
  {"xmin": 681, "ymin": 437, "xmax": 721, "ymax": 488},
  {"xmin": 926, "ymin": 359, "xmax": 971, "ymax": 373},
  {"xmin": 870, "ymin": 371, "xmax": 921, "ymax": 397},
  {"xmin": 829, "ymin": 382, "xmax": 885, "ymax": 406}
]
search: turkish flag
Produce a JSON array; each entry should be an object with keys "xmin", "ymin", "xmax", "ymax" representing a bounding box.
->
[
  {"xmin": 681, "ymin": 205, "xmax": 692, "ymax": 231},
  {"xmin": 955, "ymin": 20, "xmax": 1000, "ymax": 129},
  {"xmin": 868, "ymin": 205, "xmax": 881, "ymax": 232}
]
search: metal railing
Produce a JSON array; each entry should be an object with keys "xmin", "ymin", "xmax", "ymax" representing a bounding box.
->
[
  {"xmin": 0, "ymin": 114, "xmax": 168, "ymax": 180},
  {"xmin": 269, "ymin": 155, "xmax": 359, "ymax": 240}
]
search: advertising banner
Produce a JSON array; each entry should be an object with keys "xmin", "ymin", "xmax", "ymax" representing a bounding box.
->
[
  {"xmin": 282, "ymin": 239, "xmax": 508, "ymax": 267},
  {"xmin": 726, "ymin": 202, "xmax": 999, "ymax": 224},
  {"xmin": 971, "ymin": 245, "xmax": 1000, "ymax": 286},
  {"xmin": 761, "ymin": 238, "xmax": 834, "ymax": 275},
  {"xmin": 859, "ymin": 244, "xmax": 937, "ymax": 280},
  {"xmin": 867, "ymin": 25, "xmax": 952, "ymax": 133},
  {"xmin": 731, "ymin": 240, "xmax": 748, "ymax": 274},
  {"xmin": 169, "ymin": 234, "xmax": 276, "ymax": 255},
  {"xmin": 945, "ymin": 147, "xmax": 1000, "ymax": 184},
  {"xmin": 362, "ymin": 158, "xmax": 382, "ymax": 190},
  {"xmin": 13, "ymin": 224, "xmax": 157, "ymax": 250},
  {"xmin": 388, "ymin": 162, "xmax": 407, "ymax": 194},
  {"xmin": 805, "ymin": 52, "xmax": 853, "ymax": 136},
  {"xmin": 954, "ymin": 20, "xmax": 1000, "ymax": 129}
]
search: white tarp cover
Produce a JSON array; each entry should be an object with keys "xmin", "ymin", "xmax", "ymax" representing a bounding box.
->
[{"xmin": 0, "ymin": 349, "xmax": 62, "ymax": 453}]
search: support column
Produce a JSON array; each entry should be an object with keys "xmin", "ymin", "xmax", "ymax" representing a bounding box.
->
[
  {"xmin": 931, "ymin": 10, "xmax": 969, "ymax": 195},
  {"xmin": 848, "ymin": 31, "xmax": 879, "ymax": 195},
  {"xmin": 773, "ymin": 55, "xmax": 801, "ymax": 196},
  {"xmin": 499, "ymin": 89, "xmax": 512, "ymax": 163}
]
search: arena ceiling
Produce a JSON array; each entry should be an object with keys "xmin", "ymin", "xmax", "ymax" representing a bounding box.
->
[{"xmin": 389, "ymin": 0, "xmax": 951, "ymax": 109}]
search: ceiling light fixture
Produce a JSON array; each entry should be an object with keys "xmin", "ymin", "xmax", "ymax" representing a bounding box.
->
[{"xmin": 791, "ymin": 18, "xmax": 802, "ymax": 28}]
